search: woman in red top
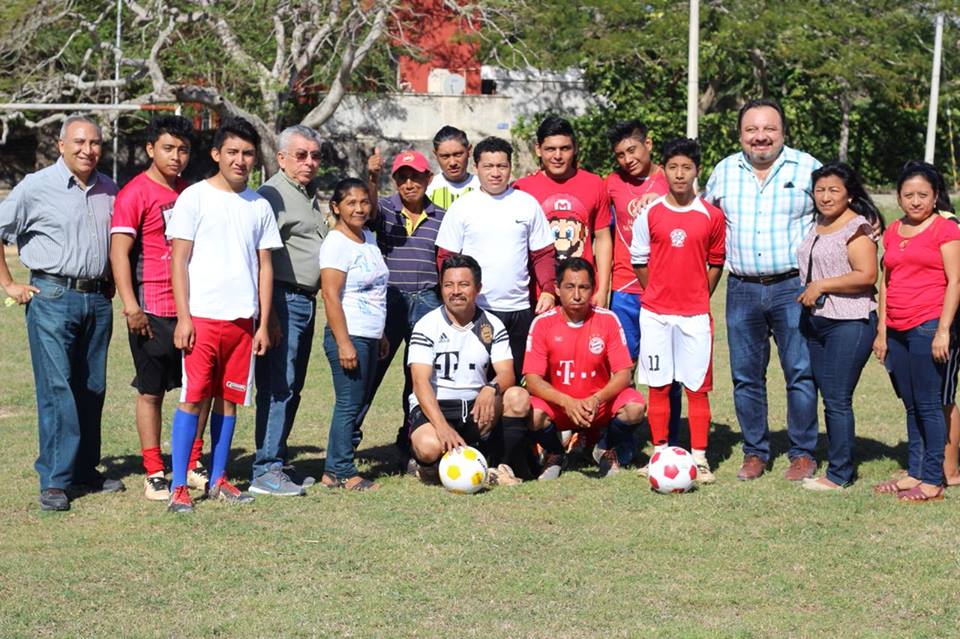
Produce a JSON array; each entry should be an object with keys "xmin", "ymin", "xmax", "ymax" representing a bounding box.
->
[{"xmin": 873, "ymin": 162, "xmax": 960, "ymax": 501}]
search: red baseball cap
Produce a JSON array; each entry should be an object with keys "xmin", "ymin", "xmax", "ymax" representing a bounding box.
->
[{"xmin": 391, "ymin": 150, "xmax": 430, "ymax": 175}]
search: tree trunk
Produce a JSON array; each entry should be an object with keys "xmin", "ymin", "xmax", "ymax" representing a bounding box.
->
[{"xmin": 838, "ymin": 96, "xmax": 851, "ymax": 162}]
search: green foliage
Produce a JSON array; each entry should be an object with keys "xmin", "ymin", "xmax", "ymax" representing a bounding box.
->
[{"xmin": 510, "ymin": 0, "xmax": 960, "ymax": 185}]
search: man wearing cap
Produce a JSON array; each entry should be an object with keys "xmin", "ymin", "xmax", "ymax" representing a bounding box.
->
[
  {"xmin": 249, "ymin": 124, "xmax": 328, "ymax": 496},
  {"xmin": 0, "ymin": 115, "xmax": 124, "ymax": 511},
  {"xmin": 364, "ymin": 149, "xmax": 446, "ymax": 461}
]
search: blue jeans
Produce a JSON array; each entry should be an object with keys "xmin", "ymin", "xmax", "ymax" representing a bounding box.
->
[
  {"xmin": 886, "ymin": 320, "xmax": 948, "ymax": 485},
  {"xmin": 610, "ymin": 290, "xmax": 682, "ymax": 445},
  {"xmin": 26, "ymin": 277, "xmax": 113, "ymax": 490},
  {"xmin": 323, "ymin": 328, "xmax": 379, "ymax": 479},
  {"xmin": 801, "ymin": 311, "xmax": 876, "ymax": 485},
  {"xmin": 726, "ymin": 274, "xmax": 818, "ymax": 461},
  {"xmin": 360, "ymin": 286, "xmax": 441, "ymax": 445},
  {"xmin": 252, "ymin": 286, "xmax": 316, "ymax": 479}
]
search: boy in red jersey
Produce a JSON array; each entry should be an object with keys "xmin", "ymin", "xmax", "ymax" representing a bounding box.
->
[
  {"xmin": 515, "ymin": 116, "xmax": 612, "ymax": 307},
  {"xmin": 110, "ymin": 116, "xmax": 209, "ymax": 501},
  {"xmin": 523, "ymin": 258, "xmax": 646, "ymax": 479},
  {"xmin": 630, "ymin": 138, "xmax": 725, "ymax": 483}
]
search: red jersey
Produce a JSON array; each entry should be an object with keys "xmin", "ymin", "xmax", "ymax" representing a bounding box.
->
[
  {"xmin": 523, "ymin": 306, "xmax": 633, "ymax": 398},
  {"xmin": 629, "ymin": 195, "xmax": 725, "ymax": 316},
  {"xmin": 111, "ymin": 172, "xmax": 188, "ymax": 317},
  {"xmin": 605, "ymin": 170, "xmax": 669, "ymax": 294},
  {"xmin": 882, "ymin": 215, "xmax": 960, "ymax": 331},
  {"xmin": 514, "ymin": 168, "xmax": 611, "ymax": 265}
]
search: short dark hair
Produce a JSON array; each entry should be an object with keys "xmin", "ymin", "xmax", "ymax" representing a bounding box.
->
[
  {"xmin": 812, "ymin": 162, "xmax": 885, "ymax": 231},
  {"xmin": 737, "ymin": 98, "xmax": 787, "ymax": 136},
  {"xmin": 433, "ymin": 126, "xmax": 469, "ymax": 149},
  {"xmin": 536, "ymin": 115, "xmax": 576, "ymax": 145},
  {"xmin": 473, "ymin": 136, "xmax": 513, "ymax": 164},
  {"xmin": 441, "ymin": 253, "xmax": 482, "ymax": 286},
  {"xmin": 330, "ymin": 177, "xmax": 368, "ymax": 208},
  {"xmin": 897, "ymin": 160, "xmax": 955, "ymax": 214},
  {"xmin": 662, "ymin": 137, "xmax": 701, "ymax": 168},
  {"xmin": 145, "ymin": 116, "xmax": 194, "ymax": 146},
  {"xmin": 607, "ymin": 120, "xmax": 648, "ymax": 149},
  {"xmin": 212, "ymin": 116, "xmax": 260, "ymax": 150},
  {"xmin": 556, "ymin": 256, "xmax": 595, "ymax": 288}
]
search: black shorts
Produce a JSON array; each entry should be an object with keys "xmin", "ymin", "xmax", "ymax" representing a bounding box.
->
[
  {"xmin": 409, "ymin": 399, "xmax": 482, "ymax": 446},
  {"xmin": 488, "ymin": 307, "xmax": 533, "ymax": 382},
  {"xmin": 128, "ymin": 314, "xmax": 182, "ymax": 395}
]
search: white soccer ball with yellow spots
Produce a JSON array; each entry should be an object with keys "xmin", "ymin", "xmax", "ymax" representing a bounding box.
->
[{"xmin": 439, "ymin": 446, "xmax": 488, "ymax": 494}]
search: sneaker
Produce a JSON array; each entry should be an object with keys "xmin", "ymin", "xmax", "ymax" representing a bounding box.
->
[
  {"xmin": 487, "ymin": 464, "xmax": 523, "ymax": 487},
  {"xmin": 144, "ymin": 472, "xmax": 171, "ymax": 501},
  {"xmin": 417, "ymin": 462, "xmax": 441, "ymax": 485},
  {"xmin": 187, "ymin": 464, "xmax": 209, "ymax": 492},
  {"xmin": 594, "ymin": 447, "xmax": 621, "ymax": 478},
  {"xmin": 636, "ymin": 464, "xmax": 649, "ymax": 478},
  {"xmin": 282, "ymin": 465, "xmax": 316, "ymax": 488},
  {"xmin": 401, "ymin": 456, "xmax": 419, "ymax": 477},
  {"xmin": 695, "ymin": 462, "xmax": 716, "ymax": 484},
  {"xmin": 249, "ymin": 467, "xmax": 306, "ymax": 497},
  {"xmin": 538, "ymin": 453, "xmax": 565, "ymax": 481},
  {"xmin": 39, "ymin": 488, "xmax": 70, "ymax": 512},
  {"xmin": 209, "ymin": 478, "xmax": 255, "ymax": 504},
  {"xmin": 167, "ymin": 485, "xmax": 194, "ymax": 514}
]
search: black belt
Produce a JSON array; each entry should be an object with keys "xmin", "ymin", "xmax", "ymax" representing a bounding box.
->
[
  {"xmin": 730, "ymin": 269, "xmax": 800, "ymax": 285},
  {"xmin": 31, "ymin": 271, "xmax": 109, "ymax": 293},
  {"xmin": 276, "ymin": 281, "xmax": 318, "ymax": 298}
]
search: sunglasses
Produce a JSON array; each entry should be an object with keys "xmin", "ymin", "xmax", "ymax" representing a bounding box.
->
[{"xmin": 289, "ymin": 150, "xmax": 322, "ymax": 162}]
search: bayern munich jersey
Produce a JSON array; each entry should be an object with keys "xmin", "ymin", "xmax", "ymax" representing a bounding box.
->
[
  {"xmin": 523, "ymin": 306, "xmax": 634, "ymax": 399},
  {"xmin": 407, "ymin": 306, "xmax": 512, "ymax": 408},
  {"xmin": 629, "ymin": 196, "xmax": 726, "ymax": 316}
]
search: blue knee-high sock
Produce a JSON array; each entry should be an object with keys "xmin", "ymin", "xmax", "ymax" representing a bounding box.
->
[
  {"xmin": 208, "ymin": 413, "xmax": 237, "ymax": 487},
  {"xmin": 608, "ymin": 418, "xmax": 638, "ymax": 466},
  {"xmin": 171, "ymin": 409, "xmax": 200, "ymax": 489}
]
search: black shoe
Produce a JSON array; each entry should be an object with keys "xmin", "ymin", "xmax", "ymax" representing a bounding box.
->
[
  {"xmin": 39, "ymin": 488, "xmax": 70, "ymax": 511},
  {"xmin": 71, "ymin": 473, "xmax": 126, "ymax": 496}
]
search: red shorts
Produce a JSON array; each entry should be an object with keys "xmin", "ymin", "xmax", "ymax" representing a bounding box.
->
[
  {"xmin": 180, "ymin": 317, "xmax": 255, "ymax": 406},
  {"xmin": 530, "ymin": 387, "xmax": 646, "ymax": 436}
]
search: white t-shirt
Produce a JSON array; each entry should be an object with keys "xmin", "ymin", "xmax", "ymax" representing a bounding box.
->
[
  {"xmin": 166, "ymin": 180, "xmax": 282, "ymax": 320},
  {"xmin": 318, "ymin": 228, "xmax": 389, "ymax": 339},
  {"xmin": 435, "ymin": 187, "xmax": 553, "ymax": 312},
  {"xmin": 407, "ymin": 306, "xmax": 512, "ymax": 408},
  {"xmin": 426, "ymin": 173, "xmax": 481, "ymax": 210}
]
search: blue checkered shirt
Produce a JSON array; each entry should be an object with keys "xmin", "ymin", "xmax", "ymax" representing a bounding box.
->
[{"xmin": 704, "ymin": 145, "xmax": 821, "ymax": 276}]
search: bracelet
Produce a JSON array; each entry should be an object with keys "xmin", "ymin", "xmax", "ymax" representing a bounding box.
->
[{"xmin": 484, "ymin": 381, "xmax": 501, "ymax": 395}]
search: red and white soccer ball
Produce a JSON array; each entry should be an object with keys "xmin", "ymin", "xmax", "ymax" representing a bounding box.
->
[{"xmin": 647, "ymin": 446, "xmax": 698, "ymax": 494}]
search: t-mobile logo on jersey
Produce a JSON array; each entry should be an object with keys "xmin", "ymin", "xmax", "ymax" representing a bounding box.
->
[{"xmin": 555, "ymin": 360, "xmax": 577, "ymax": 386}]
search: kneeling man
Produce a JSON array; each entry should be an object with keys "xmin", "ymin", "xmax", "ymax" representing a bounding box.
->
[
  {"xmin": 408, "ymin": 254, "xmax": 530, "ymax": 485},
  {"xmin": 525, "ymin": 258, "xmax": 646, "ymax": 480}
]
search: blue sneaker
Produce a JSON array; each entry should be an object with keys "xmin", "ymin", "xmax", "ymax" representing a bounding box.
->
[{"xmin": 249, "ymin": 468, "xmax": 304, "ymax": 497}]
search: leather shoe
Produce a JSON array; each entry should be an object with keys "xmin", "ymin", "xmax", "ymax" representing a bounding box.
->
[
  {"xmin": 783, "ymin": 456, "xmax": 817, "ymax": 481},
  {"xmin": 71, "ymin": 474, "xmax": 126, "ymax": 495},
  {"xmin": 737, "ymin": 454, "xmax": 766, "ymax": 481},
  {"xmin": 39, "ymin": 488, "xmax": 70, "ymax": 511}
]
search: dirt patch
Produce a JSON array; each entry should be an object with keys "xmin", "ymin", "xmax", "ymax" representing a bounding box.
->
[{"xmin": 0, "ymin": 407, "xmax": 26, "ymax": 419}]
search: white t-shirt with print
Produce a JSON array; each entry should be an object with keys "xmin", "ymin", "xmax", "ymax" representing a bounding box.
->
[
  {"xmin": 318, "ymin": 228, "xmax": 389, "ymax": 339},
  {"xmin": 166, "ymin": 179, "xmax": 282, "ymax": 320},
  {"xmin": 426, "ymin": 173, "xmax": 481, "ymax": 210},
  {"xmin": 435, "ymin": 187, "xmax": 554, "ymax": 312}
]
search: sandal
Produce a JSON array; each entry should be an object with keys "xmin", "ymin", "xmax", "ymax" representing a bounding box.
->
[
  {"xmin": 873, "ymin": 478, "xmax": 917, "ymax": 494},
  {"xmin": 897, "ymin": 485, "xmax": 945, "ymax": 502},
  {"xmin": 341, "ymin": 475, "xmax": 380, "ymax": 491},
  {"xmin": 320, "ymin": 472, "xmax": 340, "ymax": 489}
]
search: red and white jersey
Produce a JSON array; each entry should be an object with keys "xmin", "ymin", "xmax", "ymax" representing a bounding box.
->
[
  {"xmin": 111, "ymin": 172, "xmax": 188, "ymax": 317},
  {"xmin": 605, "ymin": 170, "xmax": 669, "ymax": 294},
  {"xmin": 514, "ymin": 169, "xmax": 611, "ymax": 265},
  {"xmin": 629, "ymin": 195, "xmax": 725, "ymax": 316},
  {"xmin": 523, "ymin": 306, "xmax": 633, "ymax": 399}
]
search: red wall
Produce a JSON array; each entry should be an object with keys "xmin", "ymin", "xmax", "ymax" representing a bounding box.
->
[{"xmin": 395, "ymin": 0, "xmax": 481, "ymax": 94}]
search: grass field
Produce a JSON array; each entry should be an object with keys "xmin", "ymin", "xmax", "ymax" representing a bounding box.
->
[{"xmin": 2, "ymin": 252, "xmax": 960, "ymax": 638}]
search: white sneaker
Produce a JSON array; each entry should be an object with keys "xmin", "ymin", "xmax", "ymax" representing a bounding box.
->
[
  {"xmin": 487, "ymin": 464, "xmax": 522, "ymax": 487},
  {"xmin": 187, "ymin": 464, "xmax": 209, "ymax": 492},
  {"xmin": 636, "ymin": 464, "xmax": 649, "ymax": 478},
  {"xmin": 693, "ymin": 455, "xmax": 716, "ymax": 484},
  {"xmin": 144, "ymin": 472, "xmax": 170, "ymax": 501}
]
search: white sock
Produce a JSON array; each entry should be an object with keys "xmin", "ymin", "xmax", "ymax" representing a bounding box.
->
[
  {"xmin": 654, "ymin": 444, "xmax": 668, "ymax": 454},
  {"xmin": 692, "ymin": 448, "xmax": 708, "ymax": 465}
]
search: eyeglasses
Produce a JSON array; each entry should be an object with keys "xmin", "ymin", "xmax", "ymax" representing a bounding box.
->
[{"xmin": 289, "ymin": 150, "xmax": 322, "ymax": 162}]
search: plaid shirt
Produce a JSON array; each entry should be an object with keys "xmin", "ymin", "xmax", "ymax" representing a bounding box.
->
[{"xmin": 704, "ymin": 145, "xmax": 820, "ymax": 276}]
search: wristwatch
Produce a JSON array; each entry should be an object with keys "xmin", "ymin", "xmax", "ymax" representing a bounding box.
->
[{"xmin": 484, "ymin": 381, "xmax": 501, "ymax": 395}]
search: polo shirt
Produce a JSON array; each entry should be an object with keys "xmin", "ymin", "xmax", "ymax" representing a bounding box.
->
[
  {"xmin": 258, "ymin": 171, "xmax": 327, "ymax": 293},
  {"xmin": 0, "ymin": 157, "xmax": 117, "ymax": 279},
  {"xmin": 373, "ymin": 193, "xmax": 445, "ymax": 293},
  {"xmin": 704, "ymin": 145, "xmax": 820, "ymax": 277}
]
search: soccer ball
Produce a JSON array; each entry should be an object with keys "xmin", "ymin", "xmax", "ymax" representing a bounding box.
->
[
  {"xmin": 439, "ymin": 446, "xmax": 488, "ymax": 494},
  {"xmin": 647, "ymin": 446, "xmax": 698, "ymax": 494}
]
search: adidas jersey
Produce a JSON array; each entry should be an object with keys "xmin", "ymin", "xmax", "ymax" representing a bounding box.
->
[{"xmin": 408, "ymin": 305, "xmax": 513, "ymax": 408}]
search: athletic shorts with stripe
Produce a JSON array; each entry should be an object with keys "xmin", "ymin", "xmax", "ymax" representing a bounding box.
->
[
  {"xmin": 180, "ymin": 316, "xmax": 255, "ymax": 405},
  {"xmin": 636, "ymin": 308, "xmax": 713, "ymax": 392},
  {"xmin": 409, "ymin": 399, "xmax": 484, "ymax": 447},
  {"xmin": 128, "ymin": 314, "xmax": 182, "ymax": 395}
]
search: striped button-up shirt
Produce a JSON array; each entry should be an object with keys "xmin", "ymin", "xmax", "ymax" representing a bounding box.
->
[
  {"xmin": 373, "ymin": 193, "xmax": 445, "ymax": 293},
  {"xmin": 704, "ymin": 145, "xmax": 820, "ymax": 276},
  {"xmin": 0, "ymin": 158, "xmax": 117, "ymax": 279}
]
